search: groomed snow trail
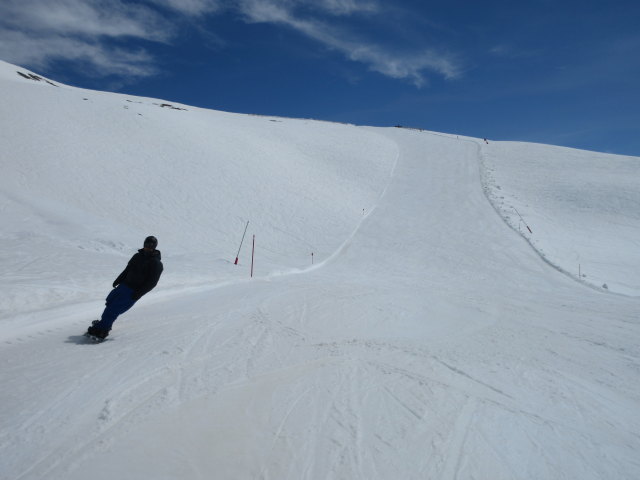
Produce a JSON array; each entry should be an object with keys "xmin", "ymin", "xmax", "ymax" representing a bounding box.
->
[{"xmin": 1, "ymin": 128, "xmax": 638, "ymax": 480}]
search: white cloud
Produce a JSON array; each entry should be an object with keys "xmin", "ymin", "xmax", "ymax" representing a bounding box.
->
[
  {"xmin": 237, "ymin": 0, "xmax": 461, "ymax": 86},
  {"xmin": 149, "ymin": 0, "xmax": 223, "ymax": 16},
  {"xmin": 0, "ymin": 29, "xmax": 158, "ymax": 77},
  {"xmin": 0, "ymin": 0, "xmax": 172, "ymax": 79},
  {"xmin": 347, "ymin": 47, "xmax": 461, "ymax": 86},
  {"xmin": 308, "ymin": 0, "xmax": 380, "ymax": 16},
  {"xmin": 1, "ymin": 0, "xmax": 172, "ymax": 41},
  {"xmin": 238, "ymin": 0, "xmax": 291, "ymax": 23},
  {"xmin": 238, "ymin": 0, "xmax": 379, "ymax": 19},
  {"xmin": 0, "ymin": 0, "xmax": 462, "ymax": 85}
]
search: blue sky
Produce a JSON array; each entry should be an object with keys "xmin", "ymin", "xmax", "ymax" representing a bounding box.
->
[{"xmin": 1, "ymin": 0, "xmax": 639, "ymax": 156}]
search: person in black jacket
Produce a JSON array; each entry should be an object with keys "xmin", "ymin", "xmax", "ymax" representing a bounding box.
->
[{"xmin": 86, "ymin": 236, "xmax": 163, "ymax": 340}]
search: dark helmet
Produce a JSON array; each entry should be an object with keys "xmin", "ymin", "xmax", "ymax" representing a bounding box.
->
[{"xmin": 144, "ymin": 235, "xmax": 158, "ymax": 250}]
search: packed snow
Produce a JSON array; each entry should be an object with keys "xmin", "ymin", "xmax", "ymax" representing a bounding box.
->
[
  {"xmin": 0, "ymin": 59, "xmax": 639, "ymax": 479},
  {"xmin": 481, "ymin": 141, "xmax": 640, "ymax": 295}
]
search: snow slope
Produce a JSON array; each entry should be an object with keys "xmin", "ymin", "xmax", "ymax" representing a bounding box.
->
[
  {"xmin": 481, "ymin": 141, "xmax": 640, "ymax": 295},
  {"xmin": 1, "ymin": 60, "xmax": 639, "ymax": 479},
  {"xmin": 0, "ymin": 60, "xmax": 397, "ymax": 323}
]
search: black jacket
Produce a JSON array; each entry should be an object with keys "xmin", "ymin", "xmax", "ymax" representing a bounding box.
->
[{"xmin": 113, "ymin": 249, "xmax": 163, "ymax": 300}]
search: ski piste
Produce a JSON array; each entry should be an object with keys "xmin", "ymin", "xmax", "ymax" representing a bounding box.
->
[{"xmin": 1, "ymin": 59, "xmax": 639, "ymax": 480}]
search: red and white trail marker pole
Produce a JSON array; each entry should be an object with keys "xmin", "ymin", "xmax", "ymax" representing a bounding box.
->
[
  {"xmin": 514, "ymin": 208, "xmax": 533, "ymax": 234},
  {"xmin": 250, "ymin": 235, "xmax": 255, "ymax": 278},
  {"xmin": 234, "ymin": 220, "xmax": 249, "ymax": 265}
]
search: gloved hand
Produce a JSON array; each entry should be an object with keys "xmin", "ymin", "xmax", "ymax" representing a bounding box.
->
[
  {"xmin": 113, "ymin": 282, "xmax": 119, "ymax": 289},
  {"xmin": 132, "ymin": 292, "xmax": 142, "ymax": 301}
]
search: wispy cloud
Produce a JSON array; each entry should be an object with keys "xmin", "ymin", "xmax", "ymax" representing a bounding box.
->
[
  {"xmin": 0, "ymin": 0, "xmax": 173, "ymax": 77},
  {"xmin": 150, "ymin": 0, "xmax": 223, "ymax": 17},
  {"xmin": 0, "ymin": 29, "xmax": 159, "ymax": 78},
  {"xmin": 237, "ymin": 0, "xmax": 462, "ymax": 86},
  {"xmin": 1, "ymin": 0, "xmax": 173, "ymax": 41},
  {"xmin": 308, "ymin": 0, "xmax": 380, "ymax": 16},
  {"xmin": 0, "ymin": 0, "xmax": 462, "ymax": 85}
]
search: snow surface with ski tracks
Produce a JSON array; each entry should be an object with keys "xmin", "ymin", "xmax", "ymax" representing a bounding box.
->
[{"xmin": 1, "ymin": 60, "xmax": 639, "ymax": 479}]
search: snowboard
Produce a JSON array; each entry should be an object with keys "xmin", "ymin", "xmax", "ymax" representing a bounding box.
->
[
  {"xmin": 84, "ymin": 332, "xmax": 109, "ymax": 343},
  {"xmin": 84, "ymin": 321, "xmax": 109, "ymax": 342}
]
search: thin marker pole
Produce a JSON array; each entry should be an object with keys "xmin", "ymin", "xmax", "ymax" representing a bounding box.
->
[
  {"xmin": 250, "ymin": 235, "xmax": 255, "ymax": 278},
  {"xmin": 234, "ymin": 220, "xmax": 249, "ymax": 265},
  {"xmin": 513, "ymin": 207, "xmax": 533, "ymax": 234}
]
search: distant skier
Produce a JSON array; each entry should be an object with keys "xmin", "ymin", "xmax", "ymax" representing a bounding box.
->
[{"xmin": 86, "ymin": 236, "xmax": 163, "ymax": 340}]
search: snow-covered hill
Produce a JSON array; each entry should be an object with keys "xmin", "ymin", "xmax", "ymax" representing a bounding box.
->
[
  {"xmin": 1, "ymin": 60, "xmax": 639, "ymax": 479},
  {"xmin": 481, "ymin": 141, "xmax": 640, "ymax": 295}
]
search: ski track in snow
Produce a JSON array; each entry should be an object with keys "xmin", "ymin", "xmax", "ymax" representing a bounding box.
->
[{"xmin": 1, "ymin": 61, "xmax": 639, "ymax": 479}]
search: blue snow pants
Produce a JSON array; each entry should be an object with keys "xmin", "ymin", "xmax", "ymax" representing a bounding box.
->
[{"xmin": 95, "ymin": 284, "xmax": 137, "ymax": 332}]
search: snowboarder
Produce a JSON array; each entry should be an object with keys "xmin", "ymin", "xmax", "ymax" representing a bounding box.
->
[{"xmin": 86, "ymin": 236, "xmax": 163, "ymax": 340}]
